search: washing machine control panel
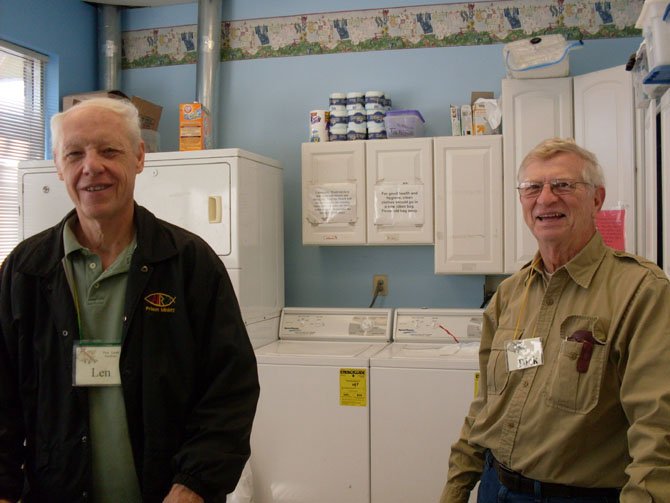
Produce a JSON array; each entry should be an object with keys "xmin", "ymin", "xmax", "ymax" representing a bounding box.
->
[
  {"xmin": 279, "ymin": 308, "xmax": 393, "ymax": 342},
  {"xmin": 394, "ymin": 309, "xmax": 483, "ymax": 343}
]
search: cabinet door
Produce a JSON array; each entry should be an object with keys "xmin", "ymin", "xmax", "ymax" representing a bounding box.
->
[
  {"xmin": 434, "ymin": 135, "xmax": 503, "ymax": 274},
  {"xmin": 574, "ymin": 65, "xmax": 635, "ymax": 253},
  {"xmin": 661, "ymin": 90, "xmax": 670, "ymax": 276},
  {"xmin": 366, "ymin": 138, "xmax": 434, "ymax": 244},
  {"xmin": 302, "ymin": 141, "xmax": 366, "ymax": 245},
  {"xmin": 502, "ymin": 77, "xmax": 574, "ymax": 273},
  {"xmin": 638, "ymin": 100, "xmax": 658, "ymax": 262}
]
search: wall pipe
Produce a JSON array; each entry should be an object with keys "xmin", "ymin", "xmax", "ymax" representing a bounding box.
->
[
  {"xmin": 97, "ymin": 4, "xmax": 122, "ymax": 91},
  {"xmin": 196, "ymin": 0, "xmax": 222, "ymax": 148}
]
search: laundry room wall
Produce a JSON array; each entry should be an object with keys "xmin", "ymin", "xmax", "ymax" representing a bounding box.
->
[
  {"xmin": 1, "ymin": 0, "xmax": 98, "ymax": 155},
  {"xmin": 2, "ymin": 0, "xmax": 643, "ymax": 309}
]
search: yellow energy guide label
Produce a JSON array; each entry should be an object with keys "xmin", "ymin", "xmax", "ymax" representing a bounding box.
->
[{"xmin": 340, "ymin": 368, "xmax": 367, "ymax": 406}]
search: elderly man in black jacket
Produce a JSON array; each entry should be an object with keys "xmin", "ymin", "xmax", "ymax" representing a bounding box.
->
[{"xmin": 0, "ymin": 97, "xmax": 259, "ymax": 503}]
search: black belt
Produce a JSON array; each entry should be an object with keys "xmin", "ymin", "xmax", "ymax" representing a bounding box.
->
[{"xmin": 491, "ymin": 456, "xmax": 620, "ymax": 499}]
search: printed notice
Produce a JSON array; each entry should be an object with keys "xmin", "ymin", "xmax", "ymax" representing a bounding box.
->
[
  {"xmin": 596, "ymin": 209, "xmax": 625, "ymax": 251},
  {"xmin": 340, "ymin": 368, "xmax": 367, "ymax": 406},
  {"xmin": 306, "ymin": 183, "xmax": 357, "ymax": 224},
  {"xmin": 373, "ymin": 184, "xmax": 425, "ymax": 225}
]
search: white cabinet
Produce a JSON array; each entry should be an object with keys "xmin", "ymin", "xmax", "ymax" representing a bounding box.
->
[
  {"xmin": 661, "ymin": 89, "xmax": 670, "ymax": 277},
  {"xmin": 366, "ymin": 138, "xmax": 433, "ymax": 244},
  {"xmin": 502, "ymin": 77, "xmax": 573, "ymax": 273},
  {"xmin": 574, "ymin": 65, "xmax": 635, "ymax": 254},
  {"xmin": 502, "ymin": 66, "xmax": 636, "ymax": 273},
  {"xmin": 302, "ymin": 141, "xmax": 367, "ymax": 245},
  {"xmin": 434, "ymin": 135, "xmax": 503, "ymax": 274},
  {"xmin": 302, "ymin": 138, "xmax": 433, "ymax": 245},
  {"xmin": 638, "ymin": 99, "xmax": 658, "ymax": 262}
]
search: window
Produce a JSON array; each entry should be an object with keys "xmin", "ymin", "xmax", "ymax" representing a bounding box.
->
[{"xmin": 0, "ymin": 40, "xmax": 47, "ymax": 263}]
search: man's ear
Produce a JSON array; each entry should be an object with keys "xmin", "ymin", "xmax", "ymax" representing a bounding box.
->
[
  {"xmin": 135, "ymin": 141, "xmax": 145, "ymax": 175},
  {"xmin": 593, "ymin": 186, "xmax": 606, "ymax": 212}
]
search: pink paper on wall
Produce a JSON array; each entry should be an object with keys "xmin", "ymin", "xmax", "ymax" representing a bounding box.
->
[{"xmin": 596, "ymin": 209, "xmax": 625, "ymax": 251}]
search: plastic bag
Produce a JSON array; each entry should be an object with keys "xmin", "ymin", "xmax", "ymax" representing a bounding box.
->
[{"xmin": 226, "ymin": 460, "xmax": 254, "ymax": 503}]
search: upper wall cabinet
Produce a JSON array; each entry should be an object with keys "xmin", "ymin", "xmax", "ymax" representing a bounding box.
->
[
  {"xmin": 302, "ymin": 141, "xmax": 367, "ymax": 245},
  {"xmin": 661, "ymin": 89, "xmax": 670, "ymax": 278},
  {"xmin": 574, "ymin": 65, "xmax": 635, "ymax": 254},
  {"xmin": 502, "ymin": 77, "xmax": 574, "ymax": 273},
  {"xmin": 434, "ymin": 135, "xmax": 503, "ymax": 274},
  {"xmin": 302, "ymin": 138, "xmax": 433, "ymax": 245},
  {"xmin": 502, "ymin": 66, "xmax": 636, "ymax": 273},
  {"xmin": 366, "ymin": 138, "xmax": 433, "ymax": 244}
]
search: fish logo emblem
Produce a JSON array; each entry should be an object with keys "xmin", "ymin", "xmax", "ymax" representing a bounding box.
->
[{"xmin": 144, "ymin": 293, "xmax": 176, "ymax": 308}]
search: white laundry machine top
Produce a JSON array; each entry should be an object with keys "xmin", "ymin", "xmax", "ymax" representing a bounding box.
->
[
  {"xmin": 371, "ymin": 308, "xmax": 484, "ymax": 370},
  {"xmin": 255, "ymin": 307, "xmax": 393, "ymax": 366}
]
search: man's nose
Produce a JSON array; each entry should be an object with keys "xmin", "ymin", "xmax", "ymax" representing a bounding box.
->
[
  {"xmin": 82, "ymin": 151, "xmax": 104, "ymax": 174},
  {"xmin": 535, "ymin": 182, "xmax": 559, "ymax": 203}
]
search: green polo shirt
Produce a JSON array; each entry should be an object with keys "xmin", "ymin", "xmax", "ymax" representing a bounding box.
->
[{"xmin": 63, "ymin": 219, "xmax": 142, "ymax": 502}]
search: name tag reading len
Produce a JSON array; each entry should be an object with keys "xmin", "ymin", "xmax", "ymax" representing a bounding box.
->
[{"xmin": 73, "ymin": 342, "xmax": 122, "ymax": 386}]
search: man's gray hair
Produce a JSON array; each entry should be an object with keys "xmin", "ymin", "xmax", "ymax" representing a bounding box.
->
[
  {"xmin": 51, "ymin": 97, "xmax": 142, "ymax": 155},
  {"xmin": 518, "ymin": 137, "xmax": 605, "ymax": 187}
]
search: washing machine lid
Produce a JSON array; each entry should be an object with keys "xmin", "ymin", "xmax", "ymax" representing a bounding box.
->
[
  {"xmin": 277, "ymin": 307, "xmax": 393, "ymax": 342},
  {"xmin": 392, "ymin": 308, "xmax": 484, "ymax": 343},
  {"xmin": 370, "ymin": 341, "xmax": 480, "ymax": 369},
  {"xmin": 255, "ymin": 340, "xmax": 390, "ymax": 366},
  {"xmin": 367, "ymin": 308, "xmax": 483, "ymax": 369}
]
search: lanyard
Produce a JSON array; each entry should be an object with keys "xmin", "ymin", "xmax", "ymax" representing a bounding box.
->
[{"xmin": 512, "ymin": 257, "xmax": 541, "ymax": 340}]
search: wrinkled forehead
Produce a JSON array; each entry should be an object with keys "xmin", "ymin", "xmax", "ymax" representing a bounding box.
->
[
  {"xmin": 519, "ymin": 152, "xmax": 585, "ymax": 181},
  {"xmin": 58, "ymin": 107, "xmax": 139, "ymax": 152}
]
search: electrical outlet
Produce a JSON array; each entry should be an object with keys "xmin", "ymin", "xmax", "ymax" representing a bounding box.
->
[{"xmin": 373, "ymin": 274, "xmax": 388, "ymax": 296}]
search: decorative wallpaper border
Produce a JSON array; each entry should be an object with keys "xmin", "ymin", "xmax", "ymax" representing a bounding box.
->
[{"xmin": 121, "ymin": 0, "xmax": 643, "ymax": 69}]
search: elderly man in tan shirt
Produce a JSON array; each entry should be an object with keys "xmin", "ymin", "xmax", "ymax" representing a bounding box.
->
[{"xmin": 441, "ymin": 138, "xmax": 670, "ymax": 502}]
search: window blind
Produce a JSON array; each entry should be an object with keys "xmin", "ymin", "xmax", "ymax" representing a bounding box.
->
[{"xmin": 0, "ymin": 40, "xmax": 47, "ymax": 263}]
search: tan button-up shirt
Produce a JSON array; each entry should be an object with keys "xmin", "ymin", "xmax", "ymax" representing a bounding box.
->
[{"xmin": 441, "ymin": 233, "xmax": 670, "ymax": 502}]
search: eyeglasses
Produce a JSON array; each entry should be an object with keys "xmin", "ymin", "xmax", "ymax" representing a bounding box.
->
[{"xmin": 517, "ymin": 179, "xmax": 593, "ymax": 198}]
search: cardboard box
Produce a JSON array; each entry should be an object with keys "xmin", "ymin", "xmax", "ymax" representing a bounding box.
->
[
  {"xmin": 473, "ymin": 102, "xmax": 492, "ymax": 135},
  {"xmin": 449, "ymin": 104, "xmax": 461, "ymax": 136},
  {"xmin": 460, "ymin": 104, "xmax": 473, "ymax": 136},
  {"xmin": 131, "ymin": 96, "xmax": 162, "ymax": 131},
  {"xmin": 61, "ymin": 90, "xmax": 163, "ymax": 132},
  {"xmin": 179, "ymin": 102, "xmax": 211, "ymax": 151}
]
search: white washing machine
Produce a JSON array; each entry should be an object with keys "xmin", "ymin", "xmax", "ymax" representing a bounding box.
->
[
  {"xmin": 250, "ymin": 307, "xmax": 393, "ymax": 503},
  {"xmin": 370, "ymin": 308, "xmax": 483, "ymax": 503}
]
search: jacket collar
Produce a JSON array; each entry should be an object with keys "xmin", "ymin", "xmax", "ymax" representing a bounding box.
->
[{"xmin": 16, "ymin": 204, "xmax": 178, "ymax": 277}]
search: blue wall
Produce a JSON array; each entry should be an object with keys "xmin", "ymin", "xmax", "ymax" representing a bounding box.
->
[
  {"xmin": 1, "ymin": 0, "xmax": 97, "ymax": 154},
  {"xmin": 2, "ymin": 0, "xmax": 642, "ymax": 309}
]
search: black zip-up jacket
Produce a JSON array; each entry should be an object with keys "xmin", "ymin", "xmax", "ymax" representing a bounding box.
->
[{"xmin": 0, "ymin": 205, "xmax": 260, "ymax": 502}]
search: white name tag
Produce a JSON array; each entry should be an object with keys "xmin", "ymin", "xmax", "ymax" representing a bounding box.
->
[
  {"xmin": 73, "ymin": 343, "xmax": 122, "ymax": 386},
  {"xmin": 505, "ymin": 337, "xmax": 543, "ymax": 371}
]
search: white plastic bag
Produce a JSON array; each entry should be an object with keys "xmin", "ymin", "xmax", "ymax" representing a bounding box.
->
[
  {"xmin": 503, "ymin": 34, "xmax": 584, "ymax": 79},
  {"xmin": 226, "ymin": 460, "xmax": 254, "ymax": 503}
]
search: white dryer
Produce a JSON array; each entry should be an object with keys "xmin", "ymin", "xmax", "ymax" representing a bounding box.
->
[
  {"xmin": 250, "ymin": 307, "xmax": 393, "ymax": 503},
  {"xmin": 370, "ymin": 308, "xmax": 483, "ymax": 503}
]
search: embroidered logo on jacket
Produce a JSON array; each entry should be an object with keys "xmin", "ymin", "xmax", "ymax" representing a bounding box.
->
[{"xmin": 144, "ymin": 293, "xmax": 176, "ymax": 313}]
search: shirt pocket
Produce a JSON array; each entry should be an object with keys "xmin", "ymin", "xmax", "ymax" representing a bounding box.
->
[
  {"xmin": 486, "ymin": 327, "xmax": 517, "ymax": 395},
  {"xmin": 545, "ymin": 315, "xmax": 608, "ymax": 414}
]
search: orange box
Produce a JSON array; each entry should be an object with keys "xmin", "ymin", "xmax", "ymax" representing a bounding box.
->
[{"xmin": 179, "ymin": 102, "xmax": 211, "ymax": 151}]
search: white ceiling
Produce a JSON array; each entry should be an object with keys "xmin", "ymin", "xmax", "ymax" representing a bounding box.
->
[{"xmin": 85, "ymin": 0, "xmax": 194, "ymax": 7}]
